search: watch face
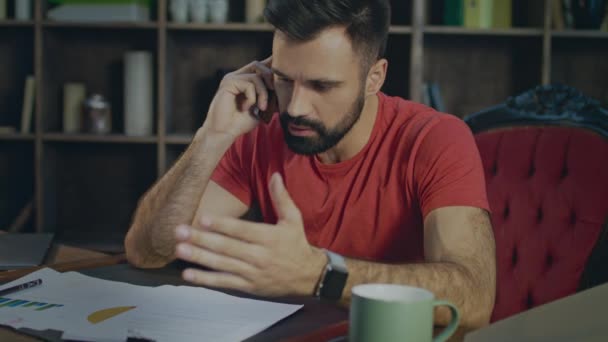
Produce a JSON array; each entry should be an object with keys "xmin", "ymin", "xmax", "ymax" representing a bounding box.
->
[{"xmin": 320, "ymin": 267, "xmax": 348, "ymax": 300}]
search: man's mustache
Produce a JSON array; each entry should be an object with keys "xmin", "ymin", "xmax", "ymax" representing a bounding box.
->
[{"xmin": 279, "ymin": 112, "xmax": 325, "ymax": 133}]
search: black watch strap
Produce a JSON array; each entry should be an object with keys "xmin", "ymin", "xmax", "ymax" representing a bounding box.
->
[{"xmin": 315, "ymin": 249, "xmax": 349, "ymax": 300}]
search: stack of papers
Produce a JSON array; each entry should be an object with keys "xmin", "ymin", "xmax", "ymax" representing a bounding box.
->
[{"xmin": 0, "ymin": 268, "xmax": 302, "ymax": 341}]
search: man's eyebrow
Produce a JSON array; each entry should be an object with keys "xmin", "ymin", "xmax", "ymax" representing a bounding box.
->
[
  {"xmin": 271, "ymin": 68, "xmax": 344, "ymax": 85},
  {"xmin": 271, "ymin": 68, "xmax": 290, "ymax": 78}
]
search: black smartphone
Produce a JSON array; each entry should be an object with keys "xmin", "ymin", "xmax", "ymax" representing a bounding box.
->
[{"xmin": 253, "ymin": 89, "xmax": 278, "ymax": 124}]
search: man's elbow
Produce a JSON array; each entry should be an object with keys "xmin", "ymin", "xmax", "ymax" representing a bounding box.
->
[
  {"xmin": 124, "ymin": 228, "xmax": 146, "ymax": 268},
  {"xmin": 124, "ymin": 226, "xmax": 168, "ymax": 269},
  {"xmin": 464, "ymin": 271, "xmax": 496, "ymax": 329},
  {"xmin": 467, "ymin": 287, "xmax": 494, "ymax": 329}
]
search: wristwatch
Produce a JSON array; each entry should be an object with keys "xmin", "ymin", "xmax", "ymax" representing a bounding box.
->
[{"xmin": 315, "ymin": 249, "xmax": 349, "ymax": 300}]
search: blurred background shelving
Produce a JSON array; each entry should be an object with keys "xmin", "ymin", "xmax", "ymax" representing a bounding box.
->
[{"xmin": 0, "ymin": 0, "xmax": 606, "ymax": 252}]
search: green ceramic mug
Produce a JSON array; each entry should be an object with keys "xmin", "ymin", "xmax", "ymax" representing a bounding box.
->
[{"xmin": 350, "ymin": 284, "xmax": 460, "ymax": 342}]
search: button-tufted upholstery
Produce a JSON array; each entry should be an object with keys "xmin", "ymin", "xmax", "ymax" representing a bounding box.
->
[
  {"xmin": 465, "ymin": 84, "xmax": 608, "ymax": 322},
  {"xmin": 475, "ymin": 126, "xmax": 608, "ymax": 321}
]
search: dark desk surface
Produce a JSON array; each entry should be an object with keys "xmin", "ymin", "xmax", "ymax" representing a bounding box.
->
[{"xmin": 80, "ymin": 262, "xmax": 349, "ymax": 342}]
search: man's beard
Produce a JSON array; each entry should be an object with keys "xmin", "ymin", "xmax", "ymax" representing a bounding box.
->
[{"xmin": 279, "ymin": 91, "xmax": 366, "ymax": 156}]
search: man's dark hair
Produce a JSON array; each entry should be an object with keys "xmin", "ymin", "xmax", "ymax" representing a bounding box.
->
[{"xmin": 264, "ymin": 0, "xmax": 391, "ymax": 69}]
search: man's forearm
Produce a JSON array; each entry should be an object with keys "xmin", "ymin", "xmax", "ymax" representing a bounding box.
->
[
  {"xmin": 125, "ymin": 127, "xmax": 233, "ymax": 268},
  {"xmin": 341, "ymin": 259, "xmax": 493, "ymax": 329}
]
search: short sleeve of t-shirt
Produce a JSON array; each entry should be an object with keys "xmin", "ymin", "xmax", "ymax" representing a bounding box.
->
[
  {"xmin": 210, "ymin": 133, "xmax": 254, "ymax": 207},
  {"xmin": 413, "ymin": 115, "xmax": 490, "ymax": 218}
]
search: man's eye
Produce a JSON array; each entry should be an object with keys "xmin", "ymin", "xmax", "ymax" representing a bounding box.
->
[{"xmin": 313, "ymin": 83, "xmax": 331, "ymax": 93}]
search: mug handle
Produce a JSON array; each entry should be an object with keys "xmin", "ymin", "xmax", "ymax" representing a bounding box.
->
[{"xmin": 432, "ymin": 300, "xmax": 460, "ymax": 342}]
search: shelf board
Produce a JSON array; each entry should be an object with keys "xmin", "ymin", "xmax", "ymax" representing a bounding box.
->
[
  {"xmin": 43, "ymin": 133, "xmax": 158, "ymax": 144},
  {"xmin": 166, "ymin": 134, "xmax": 194, "ymax": 145},
  {"xmin": 552, "ymin": 29, "xmax": 608, "ymax": 39},
  {"xmin": 167, "ymin": 23, "xmax": 413, "ymax": 34},
  {"xmin": 389, "ymin": 25, "xmax": 412, "ymax": 35},
  {"xmin": 168, "ymin": 22, "xmax": 274, "ymax": 32},
  {"xmin": 424, "ymin": 26, "xmax": 544, "ymax": 37},
  {"xmin": 42, "ymin": 20, "xmax": 158, "ymax": 30},
  {"xmin": 0, "ymin": 133, "xmax": 35, "ymax": 141},
  {"xmin": 0, "ymin": 20, "xmax": 35, "ymax": 27}
]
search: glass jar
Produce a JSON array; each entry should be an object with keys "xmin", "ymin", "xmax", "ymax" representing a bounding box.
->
[{"xmin": 82, "ymin": 94, "xmax": 112, "ymax": 134}]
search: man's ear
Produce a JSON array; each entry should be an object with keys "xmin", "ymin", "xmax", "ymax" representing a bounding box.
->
[{"xmin": 365, "ymin": 58, "xmax": 388, "ymax": 96}]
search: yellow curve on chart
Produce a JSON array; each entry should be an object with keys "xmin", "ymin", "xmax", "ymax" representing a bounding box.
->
[{"xmin": 87, "ymin": 306, "xmax": 136, "ymax": 324}]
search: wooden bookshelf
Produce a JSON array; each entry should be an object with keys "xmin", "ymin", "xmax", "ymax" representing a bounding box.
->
[
  {"xmin": 166, "ymin": 134, "xmax": 194, "ymax": 145},
  {"xmin": 0, "ymin": 0, "xmax": 606, "ymax": 252},
  {"xmin": 167, "ymin": 22, "xmax": 274, "ymax": 32},
  {"xmin": 0, "ymin": 20, "xmax": 35, "ymax": 27},
  {"xmin": 42, "ymin": 133, "xmax": 158, "ymax": 144},
  {"xmin": 0, "ymin": 134, "xmax": 36, "ymax": 141},
  {"xmin": 42, "ymin": 20, "xmax": 159, "ymax": 30},
  {"xmin": 551, "ymin": 29, "xmax": 608, "ymax": 38},
  {"xmin": 423, "ymin": 26, "xmax": 544, "ymax": 36}
]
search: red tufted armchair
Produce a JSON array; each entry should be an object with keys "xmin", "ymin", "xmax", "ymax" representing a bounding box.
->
[{"xmin": 464, "ymin": 85, "xmax": 608, "ymax": 322}]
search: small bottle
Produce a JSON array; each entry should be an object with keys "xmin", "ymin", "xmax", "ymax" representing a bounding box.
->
[{"xmin": 82, "ymin": 94, "xmax": 112, "ymax": 134}]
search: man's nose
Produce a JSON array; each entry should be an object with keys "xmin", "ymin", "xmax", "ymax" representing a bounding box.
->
[{"xmin": 286, "ymin": 84, "xmax": 314, "ymax": 118}]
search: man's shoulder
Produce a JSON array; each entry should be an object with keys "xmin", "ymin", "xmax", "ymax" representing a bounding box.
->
[{"xmin": 380, "ymin": 93, "xmax": 469, "ymax": 142}]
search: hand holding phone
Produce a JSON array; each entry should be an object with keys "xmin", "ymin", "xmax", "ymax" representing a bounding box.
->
[
  {"xmin": 205, "ymin": 56, "xmax": 276, "ymax": 141},
  {"xmin": 249, "ymin": 58, "xmax": 278, "ymax": 124}
]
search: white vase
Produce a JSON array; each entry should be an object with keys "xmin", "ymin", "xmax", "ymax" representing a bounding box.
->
[
  {"xmin": 169, "ymin": 0, "xmax": 189, "ymax": 23},
  {"xmin": 124, "ymin": 51, "xmax": 154, "ymax": 136},
  {"xmin": 208, "ymin": 0, "xmax": 228, "ymax": 23},
  {"xmin": 15, "ymin": 0, "xmax": 32, "ymax": 20},
  {"xmin": 189, "ymin": 0, "xmax": 208, "ymax": 23}
]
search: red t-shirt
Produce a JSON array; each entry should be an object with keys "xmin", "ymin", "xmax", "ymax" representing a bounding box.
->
[{"xmin": 211, "ymin": 93, "xmax": 489, "ymax": 263}]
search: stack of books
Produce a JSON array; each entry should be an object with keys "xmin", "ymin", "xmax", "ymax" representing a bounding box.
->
[{"xmin": 442, "ymin": 0, "xmax": 512, "ymax": 29}]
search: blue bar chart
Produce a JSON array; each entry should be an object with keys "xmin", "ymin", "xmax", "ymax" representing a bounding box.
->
[{"xmin": 0, "ymin": 297, "xmax": 64, "ymax": 311}]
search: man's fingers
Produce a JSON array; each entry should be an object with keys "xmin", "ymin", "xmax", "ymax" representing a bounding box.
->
[
  {"xmin": 176, "ymin": 243, "xmax": 256, "ymax": 276},
  {"xmin": 225, "ymin": 79, "xmax": 257, "ymax": 112},
  {"xmin": 199, "ymin": 216, "xmax": 273, "ymax": 246},
  {"xmin": 254, "ymin": 59, "xmax": 274, "ymax": 91},
  {"xmin": 176, "ymin": 225, "xmax": 266, "ymax": 266},
  {"xmin": 242, "ymin": 74, "xmax": 269, "ymax": 111},
  {"xmin": 182, "ymin": 268, "xmax": 254, "ymax": 292},
  {"xmin": 233, "ymin": 59, "xmax": 260, "ymax": 75},
  {"xmin": 269, "ymin": 173, "xmax": 302, "ymax": 224}
]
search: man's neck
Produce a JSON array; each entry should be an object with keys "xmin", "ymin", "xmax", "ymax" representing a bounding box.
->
[{"xmin": 317, "ymin": 93, "xmax": 379, "ymax": 164}]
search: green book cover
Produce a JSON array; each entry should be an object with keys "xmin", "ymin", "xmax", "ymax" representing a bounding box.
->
[
  {"xmin": 464, "ymin": 0, "xmax": 493, "ymax": 28},
  {"xmin": 492, "ymin": 0, "xmax": 512, "ymax": 28},
  {"xmin": 444, "ymin": 0, "xmax": 464, "ymax": 26}
]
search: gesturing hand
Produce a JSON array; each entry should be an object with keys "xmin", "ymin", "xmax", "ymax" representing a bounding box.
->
[{"xmin": 174, "ymin": 173, "xmax": 327, "ymax": 297}]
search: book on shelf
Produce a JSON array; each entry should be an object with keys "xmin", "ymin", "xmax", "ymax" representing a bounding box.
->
[
  {"xmin": 429, "ymin": 83, "xmax": 446, "ymax": 113},
  {"xmin": 0, "ymin": 126, "xmax": 16, "ymax": 135},
  {"xmin": 562, "ymin": 0, "xmax": 574, "ymax": 28},
  {"xmin": 422, "ymin": 83, "xmax": 431, "ymax": 107},
  {"xmin": 602, "ymin": 6, "xmax": 608, "ymax": 31},
  {"xmin": 464, "ymin": 0, "xmax": 493, "ymax": 29},
  {"xmin": 552, "ymin": 0, "xmax": 565, "ymax": 30},
  {"xmin": 445, "ymin": 0, "xmax": 511, "ymax": 29},
  {"xmin": 20, "ymin": 75, "xmax": 35, "ymax": 134},
  {"xmin": 491, "ymin": 0, "xmax": 512, "ymax": 29},
  {"xmin": 0, "ymin": 0, "xmax": 6, "ymax": 20},
  {"xmin": 443, "ymin": 0, "xmax": 464, "ymax": 26},
  {"xmin": 422, "ymin": 82, "xmax": 446, "ymax": 113}
]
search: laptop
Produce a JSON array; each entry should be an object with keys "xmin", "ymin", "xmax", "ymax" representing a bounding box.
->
[
  {"xmin": 464, "ymin": 282, "xmax": 608, "ymax": 342},
  {"xmin": 0, "ymin": 233, "xmax": 55, "ymax": 270}
]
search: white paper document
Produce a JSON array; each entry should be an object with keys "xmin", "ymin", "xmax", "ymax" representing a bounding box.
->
[{"xmin": 0, "ymin": 268, "xmax": 302, "ymax": 341}]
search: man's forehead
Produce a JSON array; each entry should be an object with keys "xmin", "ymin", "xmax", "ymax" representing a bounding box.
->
[{"xmin": 271, "ymin": 27, "xmax": 358, "ymax": 80}]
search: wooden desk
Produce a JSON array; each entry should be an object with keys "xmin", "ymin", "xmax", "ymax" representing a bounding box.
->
[
  {"xmin": 0, "ymin": 233, "xmax": 127, "ymax": 341},
  {"xmin": 1, "ymin": 261, "xmax": 470, "ymax": 341}
]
